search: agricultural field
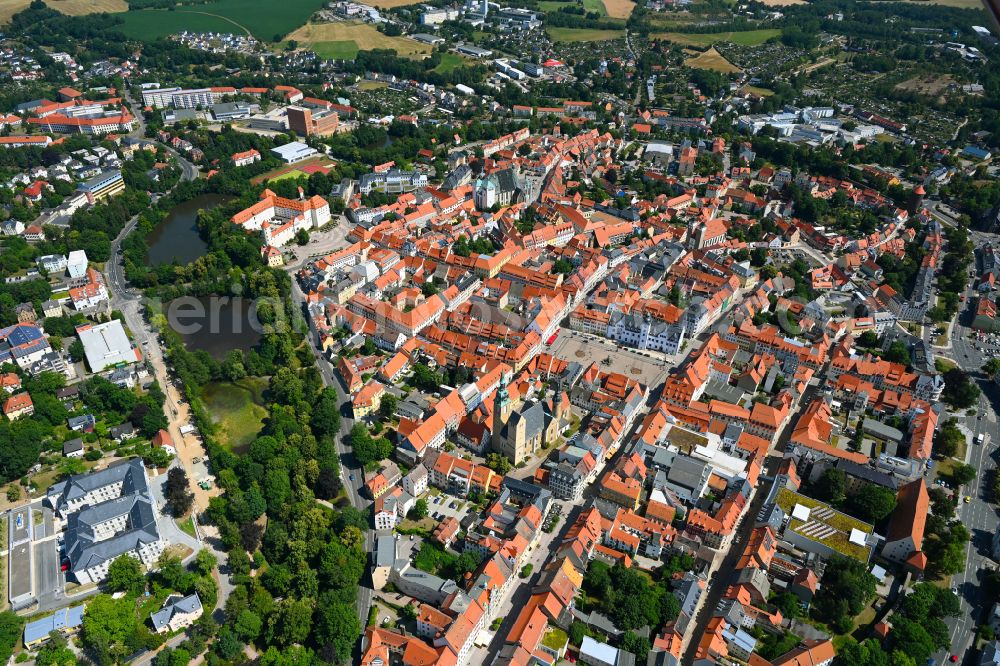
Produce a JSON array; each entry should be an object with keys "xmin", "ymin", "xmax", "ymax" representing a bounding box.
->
[
  {"xmin": 284, "ymin": 21, "xmax": 433, "ymax": 59},
  {"xmin": 115, "ymin": 0, "xmax": 324, "ymax": 41},
  {"xmin": 547, "ymin": 26, "xmax": 625, "ymax": 42},
  {"xmin": 653, "ymin": 28, "xmax": 780, "ymax": 47},
  {"xmin": 0, "ymin": 0, "xmax": 126, "ymax": 23},
  {"xmin": 116, "ymin": 10, "xmax": 251, "ymax": 39},
  {"xmin": 602, "ymin": 0, "xmax": 634, "ymax": 17},
  {"xmin": 684, "ymin": 46, "xmax": 741, "ymax": 73}
]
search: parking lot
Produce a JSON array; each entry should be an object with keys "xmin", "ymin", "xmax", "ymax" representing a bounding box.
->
[
  {"xmin": 548, "ymin": 329, "xmax": 673, "ymax": 388},
  {"xmin": 426, "ymin": 491, "xmax": 473, "ymax": 524}
]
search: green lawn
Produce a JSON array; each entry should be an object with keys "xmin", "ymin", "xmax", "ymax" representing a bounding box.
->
[
  {"xmin": 201, "ymin": 377, "xmax": 268, "ymax": 452},
  {"xmin": 115, "ymin": 0, "xmax": 324, "ymax": 41},
  {"xmin": 433, "ymin": 52, "xmax": 469, "ymax": 74},
  {"xmin": 176, "ymin": 516, "xmax": 197, "ymax": 537},
  {"xmin": 310, "ymin": 40, "xmax": 361, "ymax": 59},
  {"xmin": 538, "ymin": 0, "xmax": 608, "ymax": 15},
  {"xmin": 547, "ymin": 26, "xmax": 625, "ymax": 42},
  {"xmin": 653, "ymin": 28, "xmax": 780, "ymax": 46},
  {"xmin": 269, "ymin": 168, "xmax": 310, "ymax": 183}
]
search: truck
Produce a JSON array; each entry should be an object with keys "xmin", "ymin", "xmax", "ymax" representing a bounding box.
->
[{"xmin": 977, "ymin": 433, "xmax": 985, "ymax": 446}]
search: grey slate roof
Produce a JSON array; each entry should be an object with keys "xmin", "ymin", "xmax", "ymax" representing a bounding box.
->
[
  {"xmin": 666, "ymin": 456, "xmax": 708, "ymax": 492},
  {"xmin": 64, "ymin": 492, "xmax": 159, "ymax": 573},
  {"xmin": 48, "ymin": 458, "xmax": 149, "ymax": 513},
  {"xmin": 982, "ymin": 641, "xmax": 1000, "ymax": 666},
  {"xmin": 375, "ymin": 534, "xmax": 397, "ymax": 568},
  {"xmin": 150, "ymin": 593, "xmax": 202, "ymax": 632}
]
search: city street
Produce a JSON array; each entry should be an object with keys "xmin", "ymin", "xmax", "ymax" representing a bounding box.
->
[
  {"xmin": 932, "ymin": 302, "xmax": 1000, "ymax": 664},
  {"xmin": 470, "ymin": 500, "xmax": 575, "ymax": 665},
  {"xmin": 289, "ymin": 276, "xmax": 374, "ymax": 641},
  {"xmin": 922, "ymin": 212, "xmax": 1000, "ymax": 664}
]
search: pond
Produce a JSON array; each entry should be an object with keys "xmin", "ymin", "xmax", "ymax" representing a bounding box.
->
[
  {"xmin": 200, "ymin": 377, "xmax": 268, "ymax": 452},
  {"xmin": 166, "ymin": 296, "xmax": 263, "ymax": 359},
  {"xmin": 146, "ymin": 193, "xmax": 232, "ymax": 266}
]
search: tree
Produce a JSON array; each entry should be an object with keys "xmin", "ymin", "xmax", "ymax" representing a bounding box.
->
[
  {"xmin": 408, "ymin": 498, "xmax": 428, "ymax": 520},
  {"xmin": 553, "ymin": 259, "xmax": 574, "ymax": 275},
  {"xmin": 241, "ymin": 521, "xmax": 266, "ymax": 552},
  {"xmin": 949, "ymin": 463, "xmax": 976, "ymax": 486},
  {"xmin": 228, "ymin": 549, "xmax": 252, "ymax": 576},
  {"xmin": 107, "ymin": 555, "xmax": 145, "ymax": 596},
  {"xmin": 486, "ymin": 452, "xmax": 513, "ymax": 475},
  {"xmin": 315, "ymin": 467, "xmax": 342, "ymax": 500},
  {"xmin": 568, "ymin": 621, "xmax": 588, "ymax": 646},
  {"xmin": 81, "ymin": 594, "xmax": 139, "ymax": 664},
  {"xmin": 35, "ymin": 633, "xmax": 76, "ymax": 666},
  {"xmin": 214, "ymin": 626, "xmax": 243, "ymax": 660},
  {"xmin": 934, "ymin": 418, "xmax": 965, "ymax": 458},
  {"xmin": 857, "ymin": 331, "xmax": 880, "ymax": 348},
  {"xmin": 833, "ymin": 638, "xmax": 892, "ymax": 666},
  {"xmin": 313, "ymin": 598, "xmax": 360, "ymax": 663},
  {"xmin": 193, "ymin": 549, "xmax": 217, "ymax": 577},
  {"xmin": 222, "ymin": 350, "xmax": 246, "ymax": 381},
  {"xmin": 812, "ymin": 556, "xmax": 877, "ymax": 631},
  {"xmin": 771, "ymin": 591, "xmax": 802, "ymax": 619},
  {"xmin": 983, "ymin": 357, "xmax": 1000, "ymax": 377},
  {"xmin": 266, "ymin": 598, "xmax": 313, "ymax": 647},
  {"xmin": 813, "ymin": 468, "xmax": 846, "ymax": 504},
  {"xmin": 234, "ymin": 609, "xmax": 263, "ymax": 642},
  {"xmin": 400, "ymin": 604, "xmax": 418, "ymax": 621},
  {"xmin": 164, "ymin": 466, "xmax": 194, "ymax": 516},
  {"xmin": 0, "ymin": 611, "xmax": 22, "ymax": 665},
  {"xmin": 310, "ymin": 388, "xmax": 341, "ymax": 439},
  {"xmin": 68, "ymin": 338, "xmax": 85, "ymax": 363},
  {"xmin": 847, "ymin": 485, "xmax": 897, "ymax": 523},
  {"xmin": 156, "ymin": 553, "xmax": 189, "ymax": 591},
  {"xmin": 622, "ymin": 631, "xmax": 651, "ymax": 661},
  {"xmin": 882, "ymin": 340, "xmax": 910, "ymax": 365},
  {"xmin": 890, "ymin": 617, "xmax": 940, "ymax": 665},
  {"xmin": 942, "ymin": 368, "xmax": 980, "ymax": 409},
  {"xmin": 925, "ymin": 520, "xmax": 970, "ymax": 579},
  {"xmin": 378, "ymin": 393, "xmax": 398, "ymax": 421}
]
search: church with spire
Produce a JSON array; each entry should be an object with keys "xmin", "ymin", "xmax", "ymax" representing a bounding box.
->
[{"xmin": 491, "ymin": 383, "xmax": 571, "ymax": 464}]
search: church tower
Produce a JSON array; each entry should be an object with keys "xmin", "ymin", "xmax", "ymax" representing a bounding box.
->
[{"xmin": 491, "ymin": 385, "xmax": 512, "ymax": 452}]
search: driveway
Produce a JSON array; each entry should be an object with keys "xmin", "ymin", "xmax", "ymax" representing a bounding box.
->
[{"xmin": 148, "ymin": 464, "xmax": 203, "ymax": 557}]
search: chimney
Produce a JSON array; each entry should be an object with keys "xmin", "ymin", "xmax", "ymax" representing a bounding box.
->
[{"xmin": 297, "ymin": 186, "xmax": 305, "ymax": 200}]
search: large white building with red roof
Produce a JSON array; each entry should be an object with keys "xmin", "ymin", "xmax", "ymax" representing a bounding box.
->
[{"xmin": 230, "ymin": 188, "xmax": 331, "ymax": 247}]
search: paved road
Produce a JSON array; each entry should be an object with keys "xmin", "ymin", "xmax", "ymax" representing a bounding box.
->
[
  {"xmin": 926, "ymin": 222, "xmax": 1000, "ymax": 665},
  {"xmin": 289, "ymin": 276, "xmax": 373, "ymax": 639},
  {"xmin": 933, "ymin": 311, "xmax": 1000, "ymax": 663},
  {"xmin": 470, "ymin": 500, "xmax": 575, "ymax": 665}
]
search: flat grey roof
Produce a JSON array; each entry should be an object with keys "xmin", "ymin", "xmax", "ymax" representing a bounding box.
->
[{"xmin": 9, "ymin": 541, "xmax": 33, "ymax": 604}]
